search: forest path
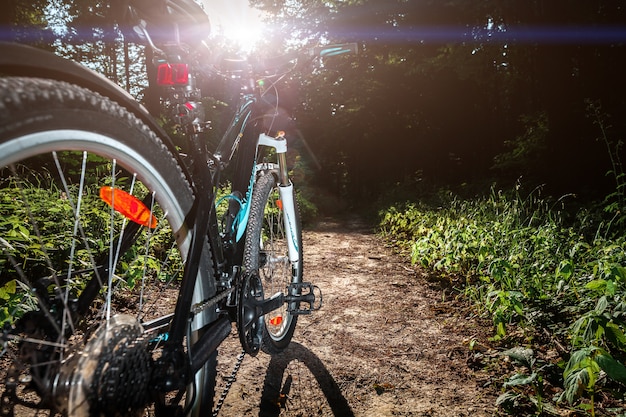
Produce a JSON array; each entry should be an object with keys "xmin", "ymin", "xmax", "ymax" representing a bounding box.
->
[{"xmin": 215, "ymin": 216, "xmax": 500, "ymax": 416}]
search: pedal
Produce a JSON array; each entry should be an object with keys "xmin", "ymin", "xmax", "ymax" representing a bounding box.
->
[{"xmin": 285, "ymin": 282, "xmax": 323, "ymax": 314}]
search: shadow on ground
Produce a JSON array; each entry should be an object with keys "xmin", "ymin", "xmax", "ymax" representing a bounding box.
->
[{"xmin": 258, "ymin": 342, "xmax": 354, "ymax": 417}]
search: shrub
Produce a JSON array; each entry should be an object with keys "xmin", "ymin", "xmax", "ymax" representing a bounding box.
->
[{"xmin": 379, "ymin": 184, "xmax": 626, "ymax": 414}]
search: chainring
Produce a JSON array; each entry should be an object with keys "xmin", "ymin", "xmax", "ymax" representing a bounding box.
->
[{"xmin": 237, "ymin": 273, "xmax": 264, "ymax": 356}]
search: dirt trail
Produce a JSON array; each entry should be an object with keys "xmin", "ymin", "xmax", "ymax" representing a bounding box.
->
[{"xmin": 214, "ymin": 216, "xmax": 500, "ymax": 416}]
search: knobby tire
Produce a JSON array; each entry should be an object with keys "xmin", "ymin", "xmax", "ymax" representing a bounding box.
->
[
  {"xmin": 0, "ymin": 77, "xmax": 217, "ymax": 416},
  {"xmin": 243, "ymin": 172, "xmax": 303, "ymax": 355}
]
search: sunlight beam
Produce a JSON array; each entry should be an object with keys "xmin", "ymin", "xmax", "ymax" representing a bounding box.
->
[{"xmin": 201, "ymin": 0, "xmax": 266, "ymax": 53}]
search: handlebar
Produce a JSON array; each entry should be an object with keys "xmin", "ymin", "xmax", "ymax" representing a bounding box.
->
[
  {"xmin": 314, "ymin": 43, "xmax": 359, "ymax": 58},
  {"xmin": 258, "ymin": 42, "xmax": 359, "ymax": 73},
  {"xmin": 211, "ymin": 43, "xmax": 359, "ymax": 78}
]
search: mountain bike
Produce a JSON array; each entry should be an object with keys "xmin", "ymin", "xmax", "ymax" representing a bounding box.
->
[{"xmin": 0, "ymin": 0, "xmax": 356, "ymax": 415}]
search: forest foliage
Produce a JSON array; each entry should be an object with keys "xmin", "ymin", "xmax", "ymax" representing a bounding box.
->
[
  {"xmin": 2, "ymin": 0, "xmax": 626, "ymax": 415},
  {"xmin": 3, "ymin": 0, "xmax": 625, "ymax": 202},
  {"xmin": 247, "ymin": 0, "xmax": 626, "ymax": 203}
]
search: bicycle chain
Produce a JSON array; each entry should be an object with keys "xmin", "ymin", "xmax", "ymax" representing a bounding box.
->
[
  {"xmin": 212, "ymin": 350, "xmax": 246, "ymax": 417},
  {"xmin": 191, "ymin": 286, "xmax": 235, "ymax": 315},
  {"xmin": 190, "ymin": 287, "xmax": 246, "ymax": 417}
]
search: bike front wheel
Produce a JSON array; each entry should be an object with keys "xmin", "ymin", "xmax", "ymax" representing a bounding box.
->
[
  {"xmin": 0, "ymin": 77, "xmax": 217, "ymax": 416},
  {"xmin": 244, "ymin": 172, "xmax": 303, "ymax": 354}
]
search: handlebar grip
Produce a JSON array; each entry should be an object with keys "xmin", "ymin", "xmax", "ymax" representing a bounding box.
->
[{"xmin": 314, "ymin": 43, "xmax": 359, "ymax": 58}]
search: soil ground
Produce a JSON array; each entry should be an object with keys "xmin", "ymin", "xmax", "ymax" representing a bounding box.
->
[
  {"xmin": 213, "ymin": 216, "xmax": 501, "ymax": 416},
  {"xmin": 2, "ymin": 215, "xmax": 504, "ymax": 417}
]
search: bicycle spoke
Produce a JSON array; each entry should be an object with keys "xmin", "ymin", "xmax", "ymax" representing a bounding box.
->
[
  {"xmin": 112, "ymin": 173, "xmax": 137, "ymax": 279},
  {"xmin": 139, "ymin": 190, "xmax": 156, "ymax": 313},
  {"xmin": 53, "ymin": 150, "xmax": 89, "ymax": 337},
  {"xmin": 7, "ymin": 166, "xmax": 65, "ymax": 339},
  {"xmin": 5, "ymin": 334, "xmax": 67, "ymax": 350},
  {"xmin": 105, "ymin": 159, "xmax": 117, "ymax": 322}
]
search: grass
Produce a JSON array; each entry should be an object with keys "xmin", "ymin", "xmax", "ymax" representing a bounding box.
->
[
  {"xmin": 0, "ymin": 175, "xmax": 316, "ymax": 327},
  {"xmin": 378, "ymin": 183, "xmax": 626, "ymax": 416}
]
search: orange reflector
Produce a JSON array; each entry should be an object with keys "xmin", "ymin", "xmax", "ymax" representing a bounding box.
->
[
  {"xmin": 276, "ymin": 199, "xmax": 283, "ymax": 210},
  {"xmin": 269, "ymin": 316, "xmax": 283, "ymax": 326},
  {"xmin": 99, "ymin": 186, "xmax": 157, "ymax": 228}
]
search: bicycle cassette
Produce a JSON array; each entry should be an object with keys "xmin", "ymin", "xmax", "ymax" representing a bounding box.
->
[{"xmin": 55, "ymin": 314, "xmax": 152, "ymax": 417}]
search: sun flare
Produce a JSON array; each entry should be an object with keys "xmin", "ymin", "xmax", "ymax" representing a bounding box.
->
[{"xmin": 201, "ymin": 0, "xmax": 266, "ymax": 52}]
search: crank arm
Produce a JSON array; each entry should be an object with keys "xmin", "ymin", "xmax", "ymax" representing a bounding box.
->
[{"xmin": 257, "ymin": 292, "xmax": 285, "ymax": 315}]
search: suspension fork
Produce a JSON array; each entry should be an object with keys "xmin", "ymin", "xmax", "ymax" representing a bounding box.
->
[{"xmin": 257, "ymin": 133, "xmax": 300, "ymax": 263}]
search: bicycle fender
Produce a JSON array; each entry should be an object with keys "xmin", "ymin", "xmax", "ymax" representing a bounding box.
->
[{"xmin": 0, "ymin": 42, "xmax": 186, "ymax": 178}]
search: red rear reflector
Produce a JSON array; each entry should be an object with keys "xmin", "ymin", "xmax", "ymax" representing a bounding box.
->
[
  {"xmin": 269, "ymin": 316, "xmax": 283, "ymax": 326},
  {"xmin": 99, "ymin": 186, "xmax": 157, "ymax": 228},
  {"xmin": 156, "ymin": 63, "xmax": 189, "ymax": 86},
  {"xmin": 276, "ymin": 200, "xmax": 283, "ymax": 211}
]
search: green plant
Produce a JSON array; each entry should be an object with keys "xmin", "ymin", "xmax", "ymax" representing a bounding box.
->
[
  {"xmin": 587, "ymin": 99, "xmax": 626, "ymax": 235},
  {"xmin": 560, "ymin": 346, "xmax": 626, "ymax": 416},
  {"xmin": 497, "ymin": 347, "xmax": 561, "ymax": 416},
  {"xmin": 378, "ymin": 181, "xmax": 626, "ymax": 414},
  {"xmin": 487, "ymin": 288, "xmax": 524, "ymax": 340},
  {"xmin": 560, "ymin": 265, "xmax": 626, "ymax": 411},
  {"xmin": 0, "ymin": 170, "xmax": 184, "ymax": 326}
]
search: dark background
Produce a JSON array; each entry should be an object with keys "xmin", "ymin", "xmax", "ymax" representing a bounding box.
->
[{"xmin": 4, "ymin": 0, "xmax": 626, "ymax": 203}]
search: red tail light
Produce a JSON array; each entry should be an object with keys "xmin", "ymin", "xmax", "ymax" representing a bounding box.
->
[{"xmin": 157, "ymin": 63, "xmax": 189, "ymax": 86}]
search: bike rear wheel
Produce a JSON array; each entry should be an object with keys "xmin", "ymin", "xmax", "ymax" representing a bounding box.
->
[
  {"xmin": 0, "ymin": 77, "xmax": 216, "ymax": 416},
  {"xmin": 244, "ymin": 172, "xmax": 303, "ymax": 354}
]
